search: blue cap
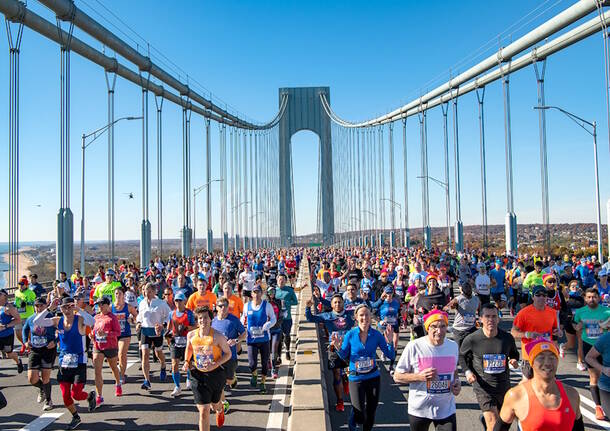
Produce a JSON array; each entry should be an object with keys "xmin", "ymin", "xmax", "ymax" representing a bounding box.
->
[
  {"xmin": 532, "ymin": 284, "xmax": 546, "ymax": 296},
  {"xmin": 383, "ymin": 286, "xmax": 394, "ymax": 294},
  {"xmin": 174, "ymin": 292, "xmax": 186, "ymax": 301},
  {"xmin": 106, "ymin": 269, "xmax": 116, "ymax": 276}
]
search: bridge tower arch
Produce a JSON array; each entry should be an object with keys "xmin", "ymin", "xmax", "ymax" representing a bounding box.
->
[{"xmin": 278, "ymin": 87, "xmax": 334, "ymax": 246}]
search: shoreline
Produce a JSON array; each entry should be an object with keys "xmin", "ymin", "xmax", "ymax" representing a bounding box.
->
[{"xmin": 1, "ymin": 247, "xmax": 36, "ymax": 288}]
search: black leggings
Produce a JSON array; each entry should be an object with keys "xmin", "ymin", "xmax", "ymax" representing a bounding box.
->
[
  {"xmin": 601, "ymin": 389, "xmax": 610, "ymax": 418},
  {"xmin": 348, "ymin": 376, "xmax": 380, "ymax": 431},
  {"xmin": 247, "ymin": 342, "xmax": 270, "ymax": 376},
  {"xmin": 409, "ymin": 413, "xmax": 456, "ymax": 431}
]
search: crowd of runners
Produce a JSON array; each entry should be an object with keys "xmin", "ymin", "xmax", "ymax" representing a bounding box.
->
[
  {"xmin": 1, "ymin": 245, "xmax": 610, "ymax": 430},
  {"xmin": 0, "ymin": 251, "xmax": 301, "ymax": 430}
]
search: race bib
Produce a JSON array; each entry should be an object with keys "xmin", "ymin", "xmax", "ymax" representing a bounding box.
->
[
  {"xmin": 250, "ymin": 326, "xmax": 265, "ymax": 338},
  {"xmin": 119, "ymin": 319, "xmax": 127, "ymax": 333},
  {"xmin": 31, "ymin": 335, "xmax": 48, "ymax": 348},
  {"xmin": 463, "ymin": 313, "xmax": 476, "ymax": 326},
  {"xmin": 61, "ymin": 353, "xmax": 79, "ymax": 368},
  {"xmin": 383, "ymin": 316, "xmax": 397, "ymax": 325},
  {"xmin": 354, "ymin": 356, "xmax": 374, "ymax": 373},
  {"xmin": 427, "ymin": 374, "xmax": 451, "ymax": 394},
  {"xmin": 174, "ymin": 336, "xmax": 187, "ymax": 347},
  {"xmin": 585, "ymin": 321, "xmax": 602, "ymax": 339},
  {"xmin": 17, "ymin": 306, "xmax": 26, "ymax": 314},
  {"xmin": 483, "ymin": 354, "xmax": 506, "ymax": 374},
  {"xmin": 95, "ymin": 332, "xmax": 107, "ymax": 343},
  {"xmin": 195, "ymin": 352, "xmax": 214, "ymax": 369}
]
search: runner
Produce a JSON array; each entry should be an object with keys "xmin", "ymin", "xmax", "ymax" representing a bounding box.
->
[
  {"xmin": 305, "ymin": 292, "xmax": 354, "ymax": 412},
  {"xmin": 211, "ymin": 296, "xmax": 246, "ymax": 413},
  {"xmin": 275, "ymin": 273, "xmax": 298, "ymax": 361},
  {"xmin": 14, "ymin": 278, "xmax": 36, "ymax": 355},
  {"xmin": 167, "ymin": 292, "xmax": 196, "ymax": 397},
  {"xmin": 497, "ymin": 339, "xmax": 584, "ymax": 431},
  {"xmin": 393, "ymin": 309, "xmax": 460, "ymax": 431},
  {"xmin": 444, "ymin": 280, "xmax": 480, "ymax": 349},
  {"xmin": 330, "ymin": 303, "xmax": 394, "ymax": 431},
  {"xmin": 92, "ymin": 269, "xmax": 122, "ymax": 302},
  {"xmin": 22, "ymin": 296, "xmax": 56, "ymax": 410},
  {"xmin": 511, "ymin": 284, "xmax": 562, "ymax": 379},
  {"xmin": 221, "ymin": 282, "xmax": 243, "ymax": 320},
  {"xmin": 244, "ymin": 284, "xmax": 276, "ymax": 393},
  {"xmin": 184, "ymin": 306, "xmax": 232, "ymax": 431},
  {"xmin": 32, "ymin": 297, "xmax": 96, "ymax": 429},
  {"xmin": 585, "ymin": 328, "xmax": 610, "ymax": 421},
  {"xmin": 560, "ymin": 280, "xmax": 585, "ymax": 365},
  {"xmin": 572, "ymin": 287, "xmax": 610, "ymax": 419},
  {"xmin": 475, "ymin": 263, "xmax": 491, "ymax": 306},
  {"xmin": 265, "ymin": 285, "xmax": 284, "ymax": 377},
  {"xmin": 91, "ymin": 296, "xmax": 122, "ymax": 407},
  {"xmin": 111, "ymin": 287, "xmax": 138, "ymax": 385},
  {"xmin": 459, "ymin": 303, "xmax": 519, "ymax": 431},
  {"xmin": 371, "ymin": 286, "xmax": 401, "ymax": 372},
  {"xmin": 0, "ymin": 289, "xmax": 23, "ymax": 373},
  {"xmin": 186, "ymin": 277, "xmax": 218, "ymax": 311},
  {"xmin": 136, "ymin": 282, "xmax": 171, "ymax": 390}
]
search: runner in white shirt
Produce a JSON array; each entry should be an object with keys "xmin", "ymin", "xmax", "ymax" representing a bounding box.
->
[
  {"xmin": 239, "ymin": 265, "xmax": 256, "ymax": 300},
  {"xmin": 475, "ymin": 263, "xmax": 491, "ymax": 306},
  {"xmin": 393, "ymin": 309, "xmax": 460, "ymax": 431}
]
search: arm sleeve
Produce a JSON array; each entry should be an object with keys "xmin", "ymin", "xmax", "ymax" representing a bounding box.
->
[
  {"xmin": 32, "ymin": 310, "xmax": 55, "ymax": 327},
  {"xmin": 78, "ymin": 308, "xmax": 95, "ymax": 327},
  {"xmin": 262, "ymin": 303, "xmax": 277, "ymax": 331}
]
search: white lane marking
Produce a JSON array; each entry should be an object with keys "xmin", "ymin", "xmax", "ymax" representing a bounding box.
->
[
  {"xmin": 19, "ymin": 413, "xmax": 64, "ymax": 431},
  {"xmin": 126, "ymin": 359, "xmax": 138, "ymax": 370},
  {"xmin": 265, "ymin": 363, "xmax": 290, "ymax": 431}
]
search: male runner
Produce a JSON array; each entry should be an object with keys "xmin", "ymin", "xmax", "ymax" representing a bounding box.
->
[
  {"xmin": 275, "ymin": 273, "xmax": 298, "ymax": 361},
  {"xmin": 14, "ymin": 279, "xmax": 36, "ymax": 355},
  {"xmin": 167, "ymin": 292, "xmax": 196, "ymax": 397},
  {"xmin": 459, "ymin": 303, "xmax": 519, "ymax": 431},
  {"xmin": 0, "ymin": 289, "xmax": 23, "ymax": 372}
]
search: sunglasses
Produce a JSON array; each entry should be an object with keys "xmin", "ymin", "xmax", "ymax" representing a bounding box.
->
[
  {"xmin": 217, "ymin": 304, "xmax": 227, "ymax": 308},
  {"xmin": 546, "ymin": 280, "xmax": 556, "ymax": 284},
  {"xmin": 534, "ymin": 292, "xmax": 546, "ymax": 297}
]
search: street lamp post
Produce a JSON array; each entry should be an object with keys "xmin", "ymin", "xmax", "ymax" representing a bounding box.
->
[
  {"xmin": 193, "ymin": 179, "xmax": 223, "ymax": 255},
  {"xmin": 380, "ymin": 198, "xmax": 402, "ymax": 248},
  {"xmin": 534, "ymin": 105, "xmax": 603, "ymax": 262},
  {"xmin": 80, "ymin": 116, "xmax": 142, "ymax": 273}
]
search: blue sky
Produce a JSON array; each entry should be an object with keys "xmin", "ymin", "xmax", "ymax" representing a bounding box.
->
[{"xmin": 0, "ymin": 0, "xmax": 608, "ymax": 241}]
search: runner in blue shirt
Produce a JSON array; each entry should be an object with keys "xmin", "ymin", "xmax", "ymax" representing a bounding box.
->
[
  {"xmin": 331, "ymin": 303, "xmax": 394, "ymax": 431},
  {"xmin": 371, "ymin": 286, "xmax": 401, "ymax": 372}
]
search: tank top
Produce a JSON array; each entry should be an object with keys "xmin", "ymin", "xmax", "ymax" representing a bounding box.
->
[
  {"xmin": 58, "ymin": 315, "xmax": 85, "ymax": 368},
  {"xmin": 171, "ymin": 309, "xmax": 193, "ymax": 347},
  {"xmin": 520, "ymin": 380, "xmax": 576, "ymax": 431},
  {"xmin": 191, "ymin": 328, "xmax": 222, "ymax": 372},
  {"xmin": 246, "ymin": 300, "xmax": 270, "ymax": 344},
  {"xmin": 0, "ymin": 306, "xmax": 14, "ymax": 337},
  {"xmin": 112, "ymin": 302, "xmax": 131, "ymax": 337}
]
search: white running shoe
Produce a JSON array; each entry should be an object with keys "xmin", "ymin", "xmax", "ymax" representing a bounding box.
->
[
  {"xmin": 186, "ymin": 379, "xmax": 192, "ymax": 390},
  {"xmin": 559, "ymin": 343, "xmax": 566, "ymax": 358},
  {"xmin": 576, "ymin": 362, "xmax": 587, "ymax": 371},
  {"xmin": 171, "ymin": 386, "xmax": 182, "ymax": 398},
  {"xmin": 42, "ymin": 400, "xmax": 53, "ymax": 411}
]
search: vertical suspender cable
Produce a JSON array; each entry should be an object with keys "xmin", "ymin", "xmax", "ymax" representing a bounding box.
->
[
  {"xmin": 453, "ymin": 88, "xmax": 464, "ymax": 252},
  {"xmin": 441, "ymin": 102, "xmax": 452, "ymax": 249},
  {"xmin": 154, "ymin": 92, "xmax": 164, "ymax": 258},
  {"xmin": 205, "ymin": 117, "xmax": 212, "ymax": 252},
  {"xmin": 534, "ymin": 60, "xmax": 550, "ymax": 255},
  {"xmin": 476, "ymin": 88, "xmax": 489, "ymax": 253},
  {"xmin": 402, "ymin": 118, "xmax": 410, "ymax": 248},
  {"xmin": 105, "ymin": 69, "xmax": 116, "ymax": 264}
]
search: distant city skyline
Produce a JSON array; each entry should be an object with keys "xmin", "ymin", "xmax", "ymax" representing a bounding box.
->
[{"xmin": 0, "ymin": 0, "xmax": 609, "ymax": 241}]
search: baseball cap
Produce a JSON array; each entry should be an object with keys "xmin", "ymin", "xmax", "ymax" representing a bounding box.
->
[
  {"xmin": 174, "ymin": 292, "xmax": 186, "ymax": 301},
  {"xmin": 94, "ymin": 296, "xmax": 111, "ymax": 306},
  {"xmin": 532, "ymin": 285, "xmax": 546, "ymax": 296},
  {"xmin": 106, "ymin": 269, "xmax": 116, "ymax": 276},
  {"xmin": 34, "ymin": 296, "xmax": 47, "ymax": 306},
  {"xmin": 383, "ymin": 286, "xmax": 394, "ymax": 294}
]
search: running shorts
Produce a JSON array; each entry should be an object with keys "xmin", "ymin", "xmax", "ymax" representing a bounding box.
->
[
  {"xmin": 190, "ymin": 366, "xmax": 225, "ymax": 405},
  {"xmin": 57, "ymin": 363, "xmax": 87, "ymax": 384},
  {"xmin": 29, "ymin": 347, "xmax": 57, "ymax": 370},
  {"xmin": 0, "ymin": 334, "xmax": 14, "ymax": 353},
  {"xmin": 473, "ymin": 384, "xmax": 509, "ymax": 412},
  {"xmin": 223, "ymin": 358, "xmax": 237, "ymax": 380},
  {"xmin": 93, "ymin": 348, "xmax": 118, "ymax": 359},
  {"xmin": 141, "ymin": 335, "xmax": 164, "ymax": 350},
  {"xmin": 171, "ymin": 344, "xmax": 186, "ymax": 360}
]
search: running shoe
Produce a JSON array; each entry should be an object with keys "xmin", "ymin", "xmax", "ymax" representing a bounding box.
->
[
  {"xmin": 159, "ymin": 368, "xmax": 167, "ymax": 381},
  {"xmin": 87, "ymin": 391, "xmax": 96, "ymax": 412},
  {"xmin": 37, "ymin": 389, "xmax": 44, "ymax": 403},
  {"xmin": 17, "ymin": 359, "xmax": 23, "ymax": 374},
  {"xmin": 141, "ymin": 380, "xmax": 151, "ymax": 391},
  {"xmin": 230, "ymin": 378, "xmax": 237, "ymax": 389},
  {"xmin": 95, "ymin": 396, "xmax": 104, "ymax": 410},
  {"xmin": 335, "ymin": 400, "xmax": 345, "ymax": 412},
  {"xmin": 576, "ymin": 362, "xmax": 587, "ymax": 371},
  {"xmin": 68, "ymin": 414, "xmax": 82, "ymax": 430},
  {"xmin": 596, "ymin": 406, "xmax": 607, "ymax": 421},
  {"xmin": 115, "ymin": 384, "xmax": 122, "ymax": 397},
  {"xmin": 171, "ymin": 386, "xmax": 182, "ymax": 398},
  {"xmin": 267, "ymin": 359, "xmax": 273, "ymax": 371},
  {"xmin": 186, "ymin": 379, "xmax": 192, "ymax": 390},
  {"xmin": 559, "ymin": 343, "xmax": 566, "ymax": 358},
  {"xmin": 259, "ymin": 382, "xmax": 267, "ymax": 394},
  {"xmin": 479, "ymin": 414, "xmax": 486, "ymax": 430},
  {"xmin": 223, "ymin": 400, "xmax": 230, "ymax": 414},
  {"xmin": 42, "ymin": 399, "xmax": 53, "ymax": 411},
  {"xmin": 271, "ymin": 369, "xmax": 279, "ymax": 379},
  {"xmin": 275, "ymin": 357, "xmax": 282, "ymax": 367},
  {"xmin": 285, "ymin": 351, "xmax": 291, "ymax": 361},
  {"xmin": 380, "ymin": 353, "xmax": 387, "ymax": 362},
  {"xmin": 250, "ymin": 374, "xmax": 258, "ymax": 388},
  {"xmin": 216, "ymin": 409, "xmax": 225, "ymax": 428}
]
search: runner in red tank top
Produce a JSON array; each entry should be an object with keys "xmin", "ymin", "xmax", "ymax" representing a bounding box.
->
[{"xmin": 497, "ymin": 339, "xmax": 584, "ymax": 431}]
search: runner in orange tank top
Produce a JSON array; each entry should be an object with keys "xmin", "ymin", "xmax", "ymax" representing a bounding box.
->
[
  {"xmin": 497, "ymin": 339, "xmax": 584, "ymax": 431},
  {"xmin": 183, "ymin": 306, "xmax": 231, "ymax": 431}
]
